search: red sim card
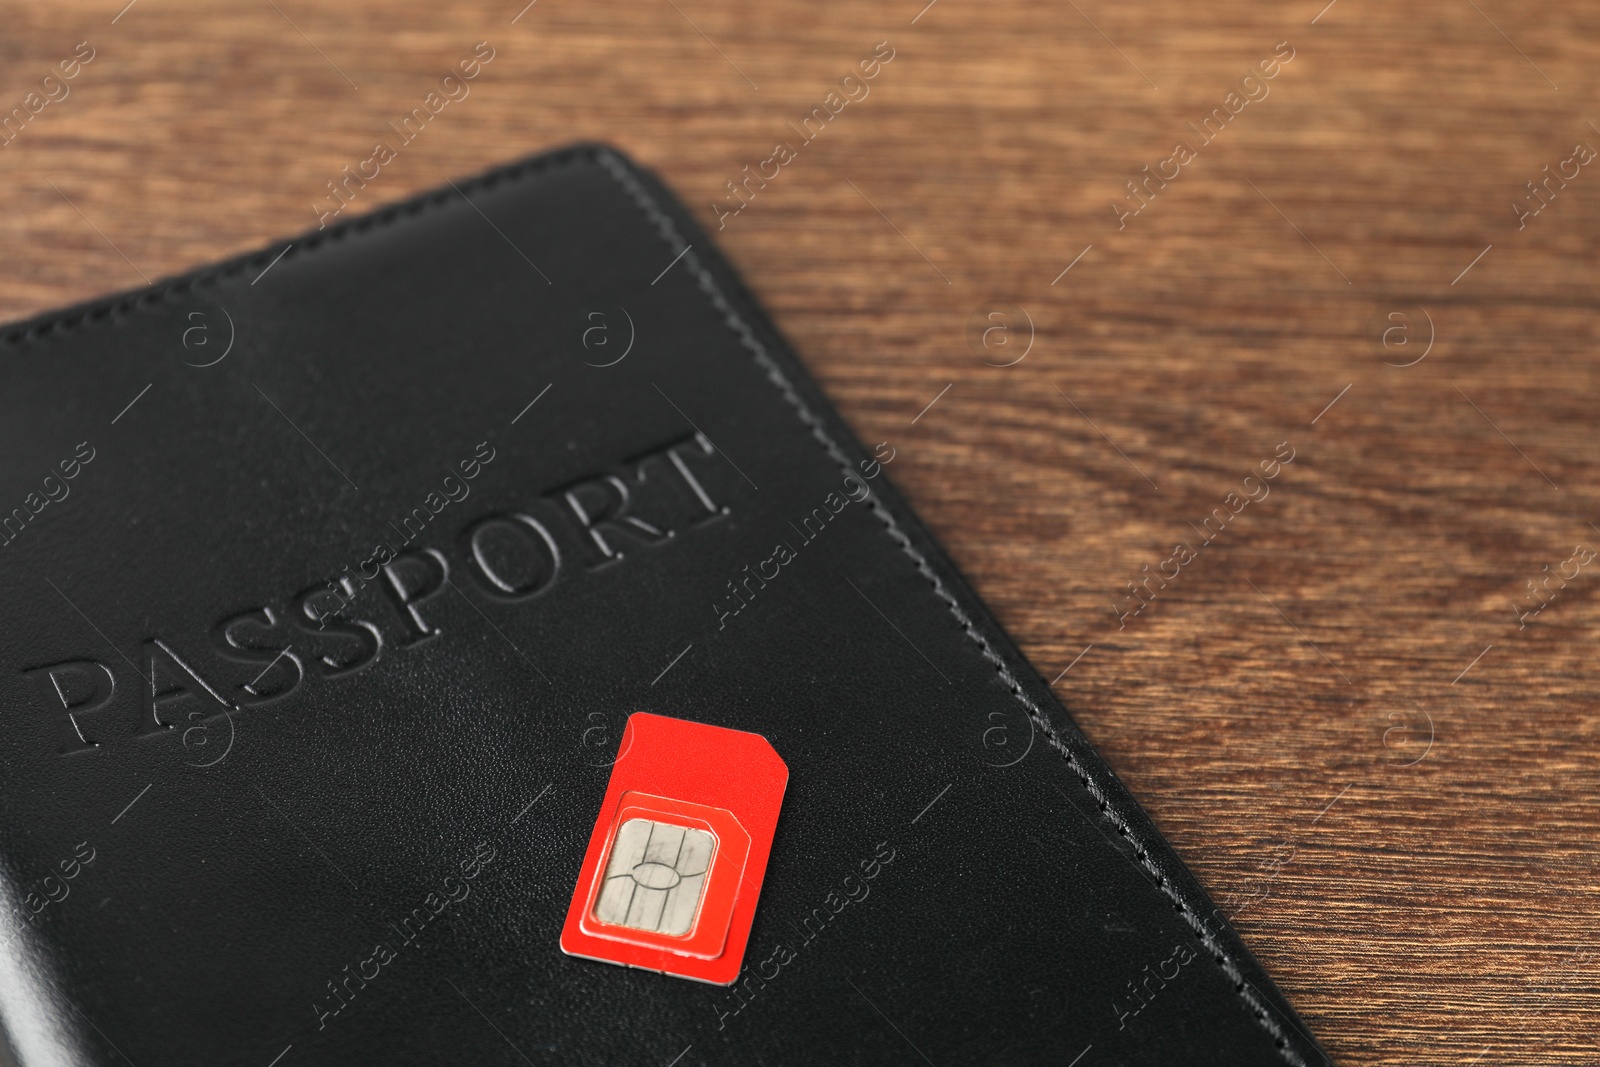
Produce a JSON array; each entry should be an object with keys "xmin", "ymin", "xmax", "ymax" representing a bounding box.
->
[{"xmin": 560, "ymin": 712, "xmax": 788, "ymax": 985}]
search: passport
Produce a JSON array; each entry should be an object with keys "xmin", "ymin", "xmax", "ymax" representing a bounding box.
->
[{"xmin": 0, "ymin": 143, "xmax": 1328, "ymax": 1066}]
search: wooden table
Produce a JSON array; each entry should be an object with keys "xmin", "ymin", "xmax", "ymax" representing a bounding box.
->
[{"xmin": 4, "ymin": 1, "xmax": 1597, "ymax": 1062}]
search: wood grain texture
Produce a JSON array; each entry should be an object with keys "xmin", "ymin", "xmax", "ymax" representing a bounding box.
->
[{"xmin": 3, "ymin": 1, "xmax": 1598, "ymax": 1062}]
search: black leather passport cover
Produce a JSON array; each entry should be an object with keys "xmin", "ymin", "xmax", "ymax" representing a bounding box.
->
[{"xmin": 0, "ymin": 144, "xmax": 1327, "ymax": 1066}]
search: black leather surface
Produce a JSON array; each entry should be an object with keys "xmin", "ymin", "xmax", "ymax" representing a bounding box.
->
[{"xmin": 0, "ymin": 144, "xmax": 1330, "ymax": 1066}]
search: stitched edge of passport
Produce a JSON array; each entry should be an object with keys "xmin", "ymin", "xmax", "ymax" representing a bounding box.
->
[
  {"xmin": 591, "ymin": 148, "xmax": 1308, "ymax": 1067},
  {"xmin": 0, "ymin": 141, "xmax": 1307, "ymax": 1066},
  {"xmin": 0, "ymin": 146, "xmax": 601, "ymax": 347}
]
